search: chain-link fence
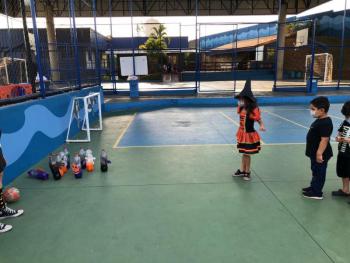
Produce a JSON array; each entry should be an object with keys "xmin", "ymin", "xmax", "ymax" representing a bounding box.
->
[{"xmin": 0, "ymin": 0, "xmax": 350, "ymax": 103}]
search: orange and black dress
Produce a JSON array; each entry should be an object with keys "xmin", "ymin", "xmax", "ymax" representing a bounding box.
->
[{"xmin": 236, "ymin": 106, "xmax": 261, "ymax": 154}]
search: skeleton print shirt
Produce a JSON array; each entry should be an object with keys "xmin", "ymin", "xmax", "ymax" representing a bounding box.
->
[{"xmin": 338, "ymin": 120, "xmax": 350, "ymax": 156}]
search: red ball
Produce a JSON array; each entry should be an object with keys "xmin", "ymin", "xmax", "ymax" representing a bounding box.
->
[{"xmin": 3, "ymin": 187, "xmax": 20, "ymax": 203}]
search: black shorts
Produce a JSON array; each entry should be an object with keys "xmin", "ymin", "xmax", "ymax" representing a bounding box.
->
[
  {"xmin": 336, "ymin": 154, "xmax": 350, "ymax": 178},
  {"xmin": 0, "ymin": 148, "xmax": 6, "ymax": 173}
]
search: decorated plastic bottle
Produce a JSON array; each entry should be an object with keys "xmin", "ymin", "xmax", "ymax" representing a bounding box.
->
[
  {"xmin": 79, "ymin": 148, "xmax": 86, "ymax": 169},
  {"xmin": 27, "ymin": 168, "xmax": 49, "ymax": 180},
  {"xmin": 72, "ymin": 154, "xmax": 83, "ymax": 179},
  {"xmin": 64, "ymin": 147, "xmax": 70, "ymax": 169},
  {"xmin": 48, "ymin": 153, "xmax": 61, "ymax": 180},
  {"xmin": 100, "ymin": 149, "xmax": 111, "ymax": 172},
  {"xmin": 58, "ymin": 151, "xmax": 68, "ymax": 176},
  {"xmin": 85, "ymin": 149, "xmax": 95, "ymax": 172}
]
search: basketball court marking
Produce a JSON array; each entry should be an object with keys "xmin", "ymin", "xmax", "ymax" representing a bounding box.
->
[
  {"xmin": 113, "ymin": 113, "xmax": 137, "ymax": 148},
  {"xmin": 113, "ymin": 108, "xmax": 340, "ymax": 149},
  {"xmin": 263, "ymin": 110, "xmax": 309, "ymax": 130},
  {"xmin": 219, "ymin": 112, "xmax": 240, "ymax": 127},
  {"xmin": 328, "ymin": 114, "xmax": 343, "ymax": 121},
  {"xmin": 263, "ymin": 109, "xmax": 337, "ymax": 141},
  {"xmin": 116, "ymin": 143, "xmax": 234, "ymax": 149}
]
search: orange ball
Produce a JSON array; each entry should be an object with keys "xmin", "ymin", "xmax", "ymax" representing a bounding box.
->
[{"xmin": 3, "ymin": 187, "xmax": 20, "ymax": 203}]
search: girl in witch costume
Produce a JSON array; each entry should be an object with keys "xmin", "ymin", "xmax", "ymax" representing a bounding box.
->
[{"xmin": 232, "ymin": 80, "xmax": 266, "ymax": 181}]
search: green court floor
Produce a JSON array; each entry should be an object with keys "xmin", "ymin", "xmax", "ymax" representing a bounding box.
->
[{"xmin": 0, "ymin": 107, "xmax": 349, "ymax": 263}]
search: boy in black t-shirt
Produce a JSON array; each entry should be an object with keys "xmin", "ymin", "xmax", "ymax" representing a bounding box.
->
[
  {"xmin": 303, "ymin": 97, "xmax": 333, "ymax": 200},
  {"xmin": 332, "ymin": 101, "xmax": 350, "ymax": 198}
]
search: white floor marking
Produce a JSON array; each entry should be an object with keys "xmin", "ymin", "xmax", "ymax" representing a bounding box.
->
[{"xmin": 263, "ymin": 110, "xmax": 309, "ymax": 129}]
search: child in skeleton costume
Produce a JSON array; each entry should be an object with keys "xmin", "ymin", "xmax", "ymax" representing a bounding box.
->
[
  {"xmin": 332, "ymin": 101, "xmax": 350, "ymax": 197},
  {"xmin": 232, "ymin": 80, "xmax": 266, "ymax": 181},
  {"xmin": 100, "ymin": 149, "xmax": 111, "ymax": 172},
  {"xmin": 0, "ymin": 130, "xmax": 24, "ymax": 233}
]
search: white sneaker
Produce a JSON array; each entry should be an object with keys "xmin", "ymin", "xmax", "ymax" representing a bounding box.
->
[
  {"xmin": 0, "ymin": 222, "xmax": 12, "ymax": 233},
  {"xmin": 0, "ymin": 206, "xmax": 24, "ymax": 219},
  {"xmin": 242, "ymin": 172, "xmax": 251, "ymax": 181}
]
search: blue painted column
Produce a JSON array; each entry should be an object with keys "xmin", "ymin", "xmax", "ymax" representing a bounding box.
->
[
  {"xmin": 69, "ymin": 0, "xmax": 81, "ymax": 89},
  {"xmin": 273, "ymin": 20, "xmax": 279, "ymax": 91},
  {"xmin": 308, "ymin": 19, "xmax": 317, "ymax": 94},
  {"xmin": 197, "ymin": 24, "xmax": 202, "ymax": 92},
  {"xmin": 29, "ymin": 0, "xmax": 46, "ymax": 97},
  {"xmin": 128, "ymin": 0, "xmax": 138, "ymax": 98}
]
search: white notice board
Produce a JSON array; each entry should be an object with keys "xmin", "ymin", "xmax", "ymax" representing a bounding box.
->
[
  {"xmin": 120, "ymin": 56, "xmax": 148, "ymax": 76},
  {"xmin": 296, "ymin": 28, "xmax": 308, "ymax": 47}
]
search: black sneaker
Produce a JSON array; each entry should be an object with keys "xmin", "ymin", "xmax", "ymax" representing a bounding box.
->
[
  {"xmin": 232, "ymin": 169, "xmax": 245, "ymax": 177},
  {"xmin": 242, "ymin": 172, "xmax": 251, "ymax": 181},
  {"xmin": 0, "ymin": 206, "xmax": 24, "ymax": 219},
  {"xmin": 332, "ymin": 189, "xmax": 350, "ymax": 197},
  {"xmin": 302, "ymin": 186, "xmax": 312, "ymax": 193},
  {"xmin": 303, "ymin": 191, "xmax": 323, "ymax": 200},
  {"xmin": 0, "ymin": 222, "xmax": 12, "ymax": 233}
]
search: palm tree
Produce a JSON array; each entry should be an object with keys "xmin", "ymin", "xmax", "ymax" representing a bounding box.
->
[
  {"xmin": 139, "ymin": 24, "xmax": 170, "ymax": 79},
  {"xmin": 140, "ymin": 24, "xmax": 169, "ymax": 55}
]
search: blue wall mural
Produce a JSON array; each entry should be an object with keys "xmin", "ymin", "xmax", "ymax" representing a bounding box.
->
[
  {"xmin": 199, "ymin": 10, "xmax": 350, "ymax": 50},
  {"xmin": 0, "ymin": 86, "xmax": 103, "ymax": 185},
  {"xmin": 200, "ymin": 23, "xmax": 278, "ymax": 50}
]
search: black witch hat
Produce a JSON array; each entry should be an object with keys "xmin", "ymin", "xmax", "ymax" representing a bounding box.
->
[{"xmin": 235, "ymin": 80, "xmax": 256, "ymax": 102}]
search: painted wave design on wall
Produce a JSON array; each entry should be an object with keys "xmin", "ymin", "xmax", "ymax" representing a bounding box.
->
[{"xmin": 2, "ymin": 103, "xmax": 72, "ymax": 166}]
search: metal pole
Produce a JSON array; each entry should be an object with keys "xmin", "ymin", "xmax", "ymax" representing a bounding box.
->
[
  {"xmin": 67, "ymin": 1, "xmax": 74, "ymax": 88},
  {"xmin": 195, "ymin": 0, "xmax": 199, "ymax": 93},
  {"xmin": 308, "ymin": 19, "xmax": 317, "ymax": 93},
  {"xmin": 29, "ymin": 0, "xmax": 46, "ymax": 97},
  {"xmin": 337, "ymin": 0, "xmax": 347, "ymax": 89},
  {"xmin": 273, "ymin": 21, "xmax": 279, "ymax": 91},
  {"xmin": 92, "ymin": 0, "xmax": 101, "ymax": 86},
  {"xmin": 129, "ymin": 0, "xmax": 136, "ymax": 76},
  {"xmin": 69, "ymin": 0, "xmax": 81, "ymax": 89},
  {"xmin": 109, "ymin": 0, "xmax": 117, "ymax": 92},
  {"xmin": 179, "ymin": 23, "xmax": 182, "ymax": 77},
  {"xmin": 197, "ymin": 24, "xmax": 202, "ymax": 92}
]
